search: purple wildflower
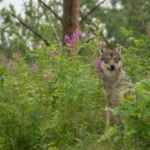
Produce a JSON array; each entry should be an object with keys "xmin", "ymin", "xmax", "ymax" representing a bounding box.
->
[
  {"xmin": 128, "ymin": 85, "xmax": 133, "ymax": 88},
  {"xmin": 46, "ymin": 73, "xmax": 50, "ymax": 79},
  {"xmin": 41, "ymin": 45, "xmax": 44, "ymax": 49},
  {"xmin": 10, "ymin": 69, "xmax": 15, "ymax": 72},
  {"xmin": 52, "ymin": 51, "xmax": 57, "ymax": 57},
  {"xmin": 33, "ymin": 67, "xmax": 38, "ymax": 72},
  {"xmin": 35, "ymin": 45, "xmax": 38, "ymax": 49},
  {"xmin": 6, "ymin": 63, "xmax": 12, "ymax": 67},
  {"xmin": 71, "ymin": 32, "xmax": 76, "ymax": 39},
  {"xmin": 15, "ymin": 52, "xmax": 21, "ymax": 57},
  {"xmin": 143, "ymin": 25, "xmax": 146, "ymax": 27},
  {"xmin": 96, "ymin": 76, "xmax": 102, "ymax": 79},
  {"xmin": 64, "ymin": 35, "xmax": 70, "ymax": 41},
  {"xmin": 64, "ymin": 29, "xmax": 79, "ymax": 48},
  {"xmin": 94, "ymin": 60, "xmax": 102, "ymax": 72},
  {"xmin": 68, "ymin": 43, "xmax": 72, "ymax": 47},
  {"xmin": 148, "ymin": 30, "xmax": 150, "ymax": 37},
  {"xmin": 93, "ymin": 37, "xmax": 95, "ymax": 41}
]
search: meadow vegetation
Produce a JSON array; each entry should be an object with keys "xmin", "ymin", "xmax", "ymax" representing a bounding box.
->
[{"xmin": 0, "ymin": 22, "xmax": 150, "ymax": 150}]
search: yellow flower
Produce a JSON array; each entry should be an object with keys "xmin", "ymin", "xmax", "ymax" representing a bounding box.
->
[
  {"xmin": 56, "ymin": 101, "xmax": 60, "ymax": 103},
  {"xmin": 25, "ymin": 72, "xmax": 28, "ymax": 76},
  {"xmin": 58, "ymin": 93, "xmax": 61, "ymax": 95},
  {"xmin": 7, "ymin": 75, "xmax": 10, "ymax": 78},
  {"xmin": 55, "ymin": 89, "xmax": 58, "ymax": 92}
]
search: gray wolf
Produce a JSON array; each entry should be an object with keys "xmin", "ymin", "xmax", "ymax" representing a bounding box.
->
[{"xmin": 100, "ymin": 45, "xmax": 128, "ymax": 131}]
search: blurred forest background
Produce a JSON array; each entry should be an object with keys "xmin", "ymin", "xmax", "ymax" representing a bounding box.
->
[{"xmin": 0, "ymin": 0, "xmax": 149, "ymax": 58}]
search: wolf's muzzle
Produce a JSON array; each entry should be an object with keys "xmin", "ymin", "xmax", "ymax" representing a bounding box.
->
[{"xmin": 111, "ymin": 65, "xmax": 115, "ymax": 69}]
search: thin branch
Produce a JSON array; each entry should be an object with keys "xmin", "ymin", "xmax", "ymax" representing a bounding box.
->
[
  {"xmin": 11, "ymin": 14, "xmax": 50, "ymax": 46},
  {"xmin": 130, "ymin": 0, "xmax": 141, "ymax": 13},
  {"xmin": 84, "ymin": 30, "xmax": 112, "ymax": 49},
  {"xmin": 104, "ymin": 38, "xmax": 112, "ymax": 49},
  {"xmin": 120, "ymin": 13, "xmax": 150, "ymax": 45},
  {"xmin": 83, "ymin": 30, "xmax": 90, "ymax": 44},
  {"xmin": 78, "ymin": 35, "xmax": 112, "ymax": 54},
  {"xmin": 78, "ymin": 37, "xmax": 93, "ymax": 54},
  {"xmin": 126, "ymin": 4, "xmax": 140, "ymax": 14},
  {"xmin": 80, "ymin": 0, "xmax": 106, "ymax": 24},
  {"xmin": 80, "ymin": 8, "xmax": 112, "ymax": 50},
  {"xmin": 39, "ymin": 0, "xmax": 62, "ymax": 23},
  {"xmin": 77, "ymin": 30, "xmax": 90, "ymax": 54},
  {"xmin": 40, "ymin": 3, "xmax": 61, "ymax": 50}
]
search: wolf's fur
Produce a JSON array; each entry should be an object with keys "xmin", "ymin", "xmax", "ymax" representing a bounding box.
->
[{"xmin": 100, "ymin": 45, "xmax": 128, "ymax": 131}]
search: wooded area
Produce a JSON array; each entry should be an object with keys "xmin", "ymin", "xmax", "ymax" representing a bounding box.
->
[{"xmin": 0, "ymin": 0, "xmax": 150, "ymax": 149}]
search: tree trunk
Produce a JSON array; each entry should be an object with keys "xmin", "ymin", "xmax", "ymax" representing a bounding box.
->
[{"xmin": 62, "ymin": 0, "xmax": 80, "ymax": 46}]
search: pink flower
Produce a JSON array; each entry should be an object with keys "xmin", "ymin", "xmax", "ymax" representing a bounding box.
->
[
  {"xmin": 94, "ymin": 60, "xmax": 102, "ymax": 72},
  {"xmin": 15, "ymin": 52, "xmax": 21, "ymax": 57},
  {"xmin": 46, "ymin": 73, "xmax": 50, "ymax": 79},
  {"xmin": 35, "ymin": 45, "xmax": 38, "ymax": 49},
  {"xmin": 64, "ymin": 35, "xmax": 70, "ymax": 41},
  {"xmin": 96, "ymin": 76, "xmax": 102, "ymax": 79},
  {"xmin": 128, "ymin": 85, "xmax": 133, "ymax": 87},
  {"xmin": 33, "ymin": 67, "xmax": 38, "ymax": 72},
  {"xmin": 6, "ymin": 63, "xmax": 12, "ymax": 67},
  {"xmin": 51, "ymin": 51, "xmax": 56, "ymax": 57},
  {"xmin": 67, "ymin": 43, "xmax": 72, "ymax": 47},
  {"xmin": 93, "ymin": 37, "xmax": 95, "ymax": 41},
  {"xmin": 64, "ymin": 29, "xmax": 79, "ymax": 48},
  {"xmin": 143, "ymin": 25, "xmax": 146, "ymax": 27},
  {"xmin": 10, "ymin": 69, "xmax": 15, "ymax": 72},
  {"xmin": 148, "ymin": 30, "xmax": 150, "ymax": 37}
]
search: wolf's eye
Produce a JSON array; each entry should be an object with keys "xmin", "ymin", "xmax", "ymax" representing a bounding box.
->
[
  {"xmin": 114, "ymin": 58, "xmax": 118, "ymax": 63},
  {"xmin": 105, "ymin": 58, "xmax": 109, "ymax": 63}
]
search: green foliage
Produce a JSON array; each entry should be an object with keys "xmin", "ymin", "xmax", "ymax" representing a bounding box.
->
[
  {"xmin": 1, "ymin": 0, "xmax": 150, "ymax": 58},
  {"xmin": 0, "ymin": 0, "xmax": 61, "ymax": 58},
  {"xmin": 121, "ymin": 27, "xmax": 133, "ymax": 37},
  {"xmin": 100, "ymin": 78, "xmax": 150, "ymax": 150},
  {"xmin": 1, "ymin": 22, "xmax": 150, "ymax": 149},
  {"xmin": 0, "ymin": 0, "xmax": 150, "ymax": 147},
  {"xmin": 0, "ymin": 41, "xmax": 105, "ymax": 149},
  {"xmin": 99, "ymin": 26, "xmax": 150, "ymax": 150}
]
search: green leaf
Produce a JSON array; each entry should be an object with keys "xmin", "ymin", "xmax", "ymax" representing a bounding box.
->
[{"xmin": 95, "ymin": 20, "xmax": 100, "ymax": 25}]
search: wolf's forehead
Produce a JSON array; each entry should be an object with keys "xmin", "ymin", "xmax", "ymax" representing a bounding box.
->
[
  {"xmin": 111, "ymin": 51, "xmax": 121, "ymax": 58},
  {"xmin": 101, "ymin": 51, "xmax": 121, "ymax": 59}
]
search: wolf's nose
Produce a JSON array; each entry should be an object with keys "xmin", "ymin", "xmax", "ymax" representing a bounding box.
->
[{"xmin": 111, "ymin": 65, "xmax": 115, "ymax": 69}]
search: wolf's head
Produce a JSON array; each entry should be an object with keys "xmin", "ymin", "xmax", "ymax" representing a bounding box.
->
[{"xmin": 100, "ymin": 45, "xmax": 122, "ymax": 72}]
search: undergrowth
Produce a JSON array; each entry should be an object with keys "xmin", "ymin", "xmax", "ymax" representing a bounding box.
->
[{"xmin": 0, "ymin": 21, "xmax": 150, "ymax": 150}]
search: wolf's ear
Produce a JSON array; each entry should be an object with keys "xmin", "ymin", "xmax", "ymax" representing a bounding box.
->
[
  {"xmin": 115, "ymin": 45, "xmax": 121, "ymax": 54},
  {"xmin": 100, "ymin": 46, "xmax": 106, "ymax": 56}
]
